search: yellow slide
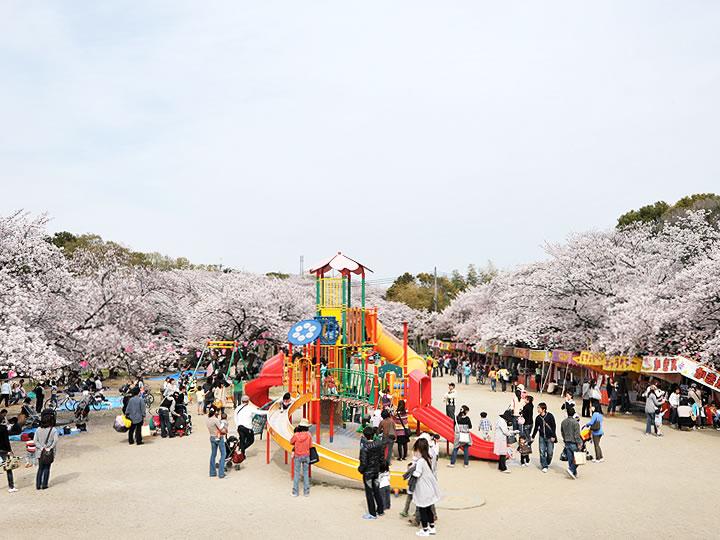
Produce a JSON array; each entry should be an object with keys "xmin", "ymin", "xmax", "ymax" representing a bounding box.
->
[
  {"xmin": 266, "ymin": 393, "xmax": 408, "ymax": 490},
  {"xmin": 375, "ymin": 321, "xmax": 427, "ymax": 374}
]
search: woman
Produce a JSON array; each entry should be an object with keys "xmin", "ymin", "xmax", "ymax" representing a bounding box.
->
[
  {"xmin": 411, "ymin": 438, "xmax": 441, "ymax": 537},
  {"xmin": 584, "ymin": 401, "xmax": 604, "ymax": 462},
  {"xmin": 34, "ymin": 414, "xmax": 58, "ymax": 490},
  {"xmin": 289, "ymin": 418, "xmax": 313, "ymax": 497},
  {"xmin": 493, "ymin": 410, "xmax": 514, "ymax": 473},
  {"xmin": 521, "ymin": 395, "xmax": 534, "ymax": 439},
  {"xmin": 448, "ymin": 405, "xmax": 472, "ymax": 468},
  {"xmin": 0, "ymin": 421, "xmax": 17, "ymax": 492},
  {"xmin": 511, "ymin": 385, "xmax": 524, "ymax": 431},
  {"xmin": 394, "ymin": 400, "xmax": 410, "ymax": 461}
]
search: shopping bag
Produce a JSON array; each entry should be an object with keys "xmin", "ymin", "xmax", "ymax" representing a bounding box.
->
[{"xmin": 573, "ymin": 451, "xmax": 587, "ymax": 465}]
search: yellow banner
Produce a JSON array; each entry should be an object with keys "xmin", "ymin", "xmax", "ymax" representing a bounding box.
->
[
  {"xmin": 602, "ymin": 356, "xmax": 643, "ymax": 372},
  {"xmin": 529, "ymin": 350, "xmax": 548, "ymax": 362},
  {"xmin": 576, "ymin": 351, "xmax": 606, "ymax": 366}
]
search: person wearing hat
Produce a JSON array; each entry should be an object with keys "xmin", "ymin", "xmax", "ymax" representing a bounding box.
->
[
  {"xmin": 234, "ymin": 395, "xmax": 268, "ymax": 454},
  {"xmin": 493, "ymin": 410, "xmax": 515, "ymax": 473},
  {"xmin": 290, "ymin": 419, "xmax": 313, "ymax": 497}
]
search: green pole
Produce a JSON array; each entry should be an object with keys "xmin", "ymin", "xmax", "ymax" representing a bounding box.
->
[
  {"xmin": 315, "ymin": 275, "xmax": 321, "ymax": 316},
  {"xmin": 361, "ymin": 274, "xmax": 366, "ymax": 345}
]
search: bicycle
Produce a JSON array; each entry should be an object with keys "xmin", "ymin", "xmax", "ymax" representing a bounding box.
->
[
  {"xmin": 143, "ymin": 392, "xmax": 154, "ymax": 407},
  {"xmin": 51, "ymin": 393, "xmax": 78, "ymax": 411}
]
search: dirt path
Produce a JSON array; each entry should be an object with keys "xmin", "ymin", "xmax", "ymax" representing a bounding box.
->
[{"xmin": 3, "ymin": 375, "xmax": 717, "ymax": 539}]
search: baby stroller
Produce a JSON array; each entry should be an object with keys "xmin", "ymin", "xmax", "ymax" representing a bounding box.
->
[
  {"xmin": 225, "ymin": 435, "xmax": 245, "ymax": 471},
  {"xmin": 171, "ymin": 405, "xmax": 193, "ymax": 437}
]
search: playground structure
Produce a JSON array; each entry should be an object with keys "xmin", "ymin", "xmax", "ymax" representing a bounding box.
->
[{"xmin": 244, "ymin": 252, "xmax": 497, "ymax": 490}]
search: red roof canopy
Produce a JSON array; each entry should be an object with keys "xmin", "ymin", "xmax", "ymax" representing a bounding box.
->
[{"xmin": 309, "ymin": 252, "xmax": 373, "ymax": 276}]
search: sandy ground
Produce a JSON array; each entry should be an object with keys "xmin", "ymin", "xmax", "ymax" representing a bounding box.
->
[{"xmin": 3, "ymin": 375, "xmax": 718, "ymax": 540}]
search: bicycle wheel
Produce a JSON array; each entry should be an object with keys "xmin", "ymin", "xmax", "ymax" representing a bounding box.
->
[
  {"xmin": 91, "ymin": 400, "xmax": 102, "ymax": 411},
  {"xmin": 67, "ymin": 399, "xmax": 78, "ymax": 412},
  {"xmin": 145, "ymin": 393, "xmax": 155, "ymax": 406}
]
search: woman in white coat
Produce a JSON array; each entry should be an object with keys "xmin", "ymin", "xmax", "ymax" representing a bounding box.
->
[
  {"xmin": 411, "ymin": 438, "xmax": 441, "ymax": 537},
  {"xmin": 494, "ymin": 410, "xmax": 514, "ymax": 473}
]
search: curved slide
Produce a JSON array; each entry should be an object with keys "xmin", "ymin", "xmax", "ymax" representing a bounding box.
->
[
  {"xmin": 244, "ymin": 352, "xmax": 285, "ymax": 406},
  {"xmin": 375, "ymin": 322, "xmax": 498, "ymax": 461}
]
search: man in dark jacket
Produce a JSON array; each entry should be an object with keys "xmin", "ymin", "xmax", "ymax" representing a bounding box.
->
[
  {"xmin": 531, "ymin": 402, "xmax": 557, "ymax": 473},
  {"xmin": 560, "ymin": 406, "xmax": 583, "ymax": 479},
  {"xmin": 125, "ymin": 388, "xmax": 146, "ymax": 445},
  {"xmin": 358, "ymin": 427, "xmax": 386, "ymax": 519}
]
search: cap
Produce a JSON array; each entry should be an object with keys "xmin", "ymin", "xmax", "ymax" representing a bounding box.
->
[{"xmin": 299, "ymin": 418, "xmax": 312, "ymax": 428}]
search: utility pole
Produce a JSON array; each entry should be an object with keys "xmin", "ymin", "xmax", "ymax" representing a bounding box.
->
[
  {"xmin": 299, "ymin": 255, "xmax": 304, "ymax": 276},
  {"xmin": 433, "ymin": 266, "xmax": 438, "ymax": 312}
]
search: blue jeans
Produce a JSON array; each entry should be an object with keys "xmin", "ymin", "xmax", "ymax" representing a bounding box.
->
[
  {"xmin": 36, "ymin": 463, "xmax": 51, "ymax": 489},
  {"xmin": 538, "ymin": 437, "xmax": 554, "ymax": 468},
  {"xmin": 450, "ymin": 443, "xmax": 470, "ymax": 466},
  {"xmin": 564, "ymin": 442, "xmax": 578, "ymax": 476},
  {"xmin": 645, "ymin": 413, "xmax": 656, "ymax": 434},
  {"xmin": 209, "ymin": 436, "xmax": 226, "ymax": 478},
  {"xmin": 293, "ymin": 455, "xmax": 310, "ymax": 495},
  {"xmin": 491, "ymin": 380, "xmax": 496, "ymax": 391}
]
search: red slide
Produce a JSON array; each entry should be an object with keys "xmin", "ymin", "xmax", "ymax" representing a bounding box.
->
[
  {"xmin": 405, "ymin": 370, "xmax": 498, "ymax": 460},
  {"xmin": 244, "ymin": 352, "xmax": 285, "ymax": 406}
]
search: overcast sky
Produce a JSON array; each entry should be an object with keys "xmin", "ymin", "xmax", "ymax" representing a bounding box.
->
[{"xmin": 1, "ymin": 1, "xmax": 719, "ymax": 278}]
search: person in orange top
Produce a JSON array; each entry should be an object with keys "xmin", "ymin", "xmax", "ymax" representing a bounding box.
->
[
  {"xmin": 290, "ymin": 418, "xmax": 313, "ymax": 497},
  {"xmin": 324, "ymin": 373, "xmax": 338, "ymax": 397}
]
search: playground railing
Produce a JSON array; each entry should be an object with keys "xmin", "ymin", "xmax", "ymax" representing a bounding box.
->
[{"xmin": 320, "ymin": 368, "xmax": 375, "ymax": 404}]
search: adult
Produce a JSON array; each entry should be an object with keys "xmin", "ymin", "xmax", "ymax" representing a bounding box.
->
[
  {"xmin": 463, "ymin": 363, "xmax": 471, "ymax": 385},
  {"xmin": 531, "ymin": 402, "xmax": 557, "ymax": 473},
  {"xmin": 590, "ymin": 380, "xmax": 601, "ymax": 403},
  {"xmin": 358, "ymin": 426, "xmax": 386, "ymax": 520},
  {"xmin": 290, "ymin": 418, "xmax": 312, "ymax": 496},
  {"xmin": 394, "ymin": 400, "xmax": 410, "ymax": 461},
  {"xmin": 0, "ymin": 380, "xmax": 10, "ymax": 407},
  {"xmin": 668, "ymin": 387, "xmax": 680, "ymax": 427},
  {"xmin": 234, "ymin": 395, "xmax": 268, "ymax": 455},
  {"xmin": 521, "ymin": 395, "xmax": 534, "ymax": 439},
  {"xmin": 33, "ymin": 382, "xmax": 45, "ymax": 414},
  {"xmin": 443, "ymin": 383, "xmax": 456, "ymax": 420},
  {"xmin": 584, "ymin": 401, "xmax": 604, "ymax": 462},
  {"xmin": 644, "ymin": 385, "xmax": 662, "ymax": 436},
  {"xmin": 125, "ymin": 387, "xmax": 146, "ymax": 445},
  {"xmin": 448, "ymin": 405, "xmax": 472, "ymax": 468},
  {"xmin": 34, "ymin": 413, "xmax": 58, "ymax": 490},
  {"xmin": 560, "ymin": 406, "xmax": 583, "ymax": 479},
  {"xmin": 607, "ymin": 382, "xmax": 619, "ymax": 416},
  {"xmin": 493, "ymin": 410, "xmax": 514, "ymax": 473},
  {"xmin": 488, "ymin": 366, "xmax": 497, "ymax": 392},
  {"xmin": 510, "ymin": 385, "xmax": 524, "ymax": 431},
  {"xmin": 158, "ymin": 393, "xmax": 178, "ymax": 438},
  {"xmin": 498, "ymin": 366, "xmax": 510, "ymax": 392},
  {"xmin": 688, "ymin": 384, "xmax": 705, "ymax": 428},
  {"xmin": 232, "ymin": 374, "xmax": 244, "ymax": 408},
  {"xmin": 0, "ymin": 421, "xmax": 16, "ymax": 492},
  {"xmin": 581, "ymin": 379, "xmax": 591, "ymax": 418},
  {"xmin": 378, "ymin": 409, "xmax": 396, "ymax": 464},
  {"xmin": 206, "ymin": 408, "xmax": 226, "ymax": 479},
  {"xmin": 412, "ymin": 438, "xmax": 441, "ymax": 537}
]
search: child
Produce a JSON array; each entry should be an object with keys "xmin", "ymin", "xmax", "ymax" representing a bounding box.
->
[
  {"xmin": 195, "ymin": 387, "xmax": 205, "ymax": 415},
  {"xmin": 518, "ymin": 436, "xmax": 532, "ymax": 467},
  {"xmin": 400, "ymin": 459, "xmax": 417, "ymax": 518},
  {"xmin": 323, "ymin": 373, "xmax": 338, "ymax": 397},
  {"xmin": 379, "ymin": 460, "xmax": 391, "ymax": 511},
  {"xmin": 25, "ymin": 433, "xmax": 36, "ymax": 468},
  {"xmin": 218, "ymin": 412, "xmax": 228, "ymax": 436},
  {"xmin": 479, "ymin": 411, "xmax": 492, "ymax": 441}
]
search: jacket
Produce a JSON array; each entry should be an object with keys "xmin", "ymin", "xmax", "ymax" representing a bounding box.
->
[
  {"xmin": 532, "ymin": 412, "xmax": 556, "ymax": 440},
  {"xmin": 125, "ymin": 395, "xmax": 146, "ymax": 424},
  {"xmin": 358, "ymin": 437, "xmax": 385, "ymax": 477},
  {"xmin": 560, "ymin": 417, "xmax": 583, "ymax": 446},
  {"xmin": 645, "ymin": 392, "xmax": 661, "ymax": 414}
]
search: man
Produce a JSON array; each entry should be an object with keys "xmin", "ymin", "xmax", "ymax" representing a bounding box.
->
[
  {"xmin": 157, "ymin": 393, "xmax": 177, "ymax": 438},
  {"xmin": 531, "ymin": 402, "xmax": 557, "ymax": 473},
  {"xmin": 498, "ymin": 366, "xmax": 509, "ymax": 392},
  {"xmin": 581, "ymin": 379, "xmax": 591, "ymax": 418},
  {"xmin": 125, "ymin": 387, "xmax": 146, "ymax": 445},
  {"xmin": 560, "ymin": 405, "xmax": 582, "ymax": 479},
  {"xmin": 378, "ymin": 409, "xmax": 396, "ymax": 464},
  {"xmin": 234, "ymin": 395, "xmax": 267, "ymax": 454},
  {"xmin": 0, "ymin": 380, "xmax": 10, "ymax": 407},
  {"xmin": 456, "ymin": 359, "xmax": 463, "ymax": 384},
  {"xmin": 668, "ymin": 388, "xmax": 681, "ymax": 427},
  {"xmin": 443, "ymin": 383, "xmax": 456, "ymax": 420},
  {"xmin": 644, "ymin": 385, "xmax": 662, "ymax": 436},
  {"xmin": 358, "ymin": 426, "xmax": 386, "ymax": 520},
  {"xmin": 34, "ymin": 383, "xmax": 45, "ymax": 414}
]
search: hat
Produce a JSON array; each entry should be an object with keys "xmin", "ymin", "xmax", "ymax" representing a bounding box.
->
[{"xmin": 299, "ymin": 418, "xmax": 312, "ymax": 428}]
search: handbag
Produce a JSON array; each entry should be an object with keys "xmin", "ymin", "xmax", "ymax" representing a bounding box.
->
[
  {"xmin": 573, "ymin": 451, "xmax": 587, "ymax": 465},
  {"xmin": 1, "ymin": 455, "xmax": 20, "ymax": 472},
  {"xmin": 458, "ymin": 431, "xmax": 471, "ymax": 444},
  {"xmin": 38, "ymin": 429, "xmax": 55, "ymax": 466},
  {"xmin": 308, "ymin": 446, "xmax": 320, "ymax": 465}
]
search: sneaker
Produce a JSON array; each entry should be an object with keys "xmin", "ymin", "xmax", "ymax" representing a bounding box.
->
[
  {"xmin": 292, "ymin": 493, "xmax": 299, "ymax": 497},
  {"xmin": 362, "ymin": 514, "xmax": 377, "ymax": 520},
  {"xmin": 501, "ymin": 469, "xmax": 511, "ymax": 474},
  {"xmin": 416, "ymin": 530, "xmax": 431, "ymax": 537},
  {"xmin": 463, "ymin": 464, "xmax": 469, "ymax": 468},
  {"xmin": 566, "ymin": 469, "xmax": 576, "ymax": 480},
  {"xmin": 542, "ymin": 468, "xmax": 548, "ymax": 473},
  {"xmin": 399, "ymin": 511, "xmax": 409, "ymax": 518},
  {"xmin": 446, "ymin": 463, "xmax": 454, "ymax": 468},
  {"xmin": 429, "ymin": 527, "xmax": 437, "ymax": 535},
  {"xmin": 8, "ymin": 488, "xmax": 18, "ymax": 493},
  {"xmin": 596, "ymin": 458, "xmax": 604, "ymax": 463},
  {"xmin": 377, "ymin": 512, "xmax": 385, "ymax": 517}
]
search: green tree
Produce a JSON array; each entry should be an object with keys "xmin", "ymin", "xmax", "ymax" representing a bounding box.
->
[{"xmin": 617, "ymin": 193, "xmax": 720, "ymax": 229}]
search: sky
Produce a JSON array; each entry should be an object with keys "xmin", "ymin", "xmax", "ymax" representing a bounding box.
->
[{"xmin": 1, "ymin": 1, "xmax": 719, "ymax": 279}]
